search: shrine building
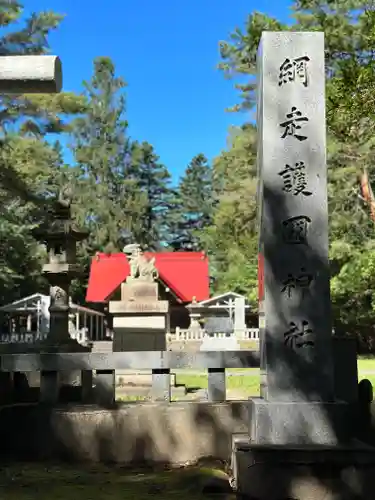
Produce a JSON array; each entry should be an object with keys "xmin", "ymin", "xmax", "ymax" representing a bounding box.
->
[{"xmin": 86, "ymin": 251, "xmax": 210, "ymax": 331}]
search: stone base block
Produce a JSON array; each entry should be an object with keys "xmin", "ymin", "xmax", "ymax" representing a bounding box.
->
[
  {"xmin": 13, "ymin": 338, "xmax": 90, "ymax": 353},
  {"xmin": 116, "ymin": 385, "xmax": 186, "ymax": 399},
  {"xmin": 113, "ymin": 314, "xmax": 167, "ymax": 352},
  {"xmin": 121, "ymin": 281, "xmax": 158, "ymax": 301},
  {"xmin": 249, "ymin": 398, "xmax": 351, "ymax": 445},
  {"xmin": 113, "ymin": 330, "xmax": 166, "ymax": 352},
  {"xmin": 200, "ymin": 335, "xmax": 240, "ymax": 351},
  {"xmin": 109, "ymin": 301, "xmax": 168, "ymax": 314},
  {"xmin": 232, "ymin": 438, "xmax": 375, "ymax": 500}
]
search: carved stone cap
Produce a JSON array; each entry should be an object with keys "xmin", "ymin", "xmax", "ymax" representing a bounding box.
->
[
  {"xmin": 123, "ymin": 243, "xmax": 141, "ymax": 255},
  {"xmin": 32, "ymin": 192, "xmax": 89, "ymax": 243}
]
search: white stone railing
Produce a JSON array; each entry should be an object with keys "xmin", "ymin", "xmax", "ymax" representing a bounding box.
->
[
  {"xmin": 70, "ymin": 328, "xmax": 90, "ymax": 344},
  {"xmin": 0, "ymin": 328, "xmax": 261, "ymax": 345},
  {"xmin": 0, "ymin": 331, "xmax": 48, "ymax": 344},
  {"xmin": 0, "ymin": 329, "xmax": 89, "ymax": 345},
  {"xmin": 170, "ymin": 327, "xmax": 260, "ymax": 342}
]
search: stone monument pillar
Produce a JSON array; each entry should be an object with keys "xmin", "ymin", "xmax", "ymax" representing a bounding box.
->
[
  {"xmin": 251, "ymin": 31, "xmax": 348, "ymax": 445},
  {"xmin": 32, "ymin": 189, "xmax": 89, "ymax": 351},
  {"xmin": 109, "ymin": 244, "xmax": 169, "ymax": 351},
  {"xmin": 230, "ymin": 32, "xmax": 373, "ymax": 500}
]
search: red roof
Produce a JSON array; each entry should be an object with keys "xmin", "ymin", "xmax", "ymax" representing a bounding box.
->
[{"xmin": 86, "ymin": 252, "xmax": 210, "ymax": 303}]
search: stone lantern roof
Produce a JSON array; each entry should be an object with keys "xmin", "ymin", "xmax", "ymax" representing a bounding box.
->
[{"xmin": 32, "ymin": 195, "xmax": 89, "ymax": 243}]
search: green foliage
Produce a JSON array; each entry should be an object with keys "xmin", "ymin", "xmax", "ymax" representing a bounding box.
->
[
  {"xmin": 129, "ymin": 141, "xmax": 172, "ymax": 249},
  {"xmin": 0, "ymin": 1, "xmax": 84, "ymax": 305},
  {"xmin": 169, "ymin": 154, "xmax": 214, "ymax": 251},
  {"xmin": 2, "ymin": 0, "xmax": 375, "ymax": 351},
  {"xmin": 209, "ymin": 0, "xmax": 375, "ymax": 336},
  {"xmin": 199, "ymin": 124, "xmax": 258, "ymax": 301},
  {"xmin": 0, "ymin": 1, "xmax": 86, "ymax": 202},
  {"xmin": 70, "ymin": 56, "xmax": 144, "ymax": 255}
]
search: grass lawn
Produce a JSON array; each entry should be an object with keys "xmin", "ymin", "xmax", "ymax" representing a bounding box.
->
[
  {"xmin": 0, "ymin": 463, "xmax": 231, "ymax": 500},
  {"xmin": 174, "ymin": 358, "xmax": 375, "ymax": 397}
]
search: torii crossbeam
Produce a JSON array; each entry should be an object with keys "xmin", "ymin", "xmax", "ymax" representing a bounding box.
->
[{"xmin": 0, "ymin": 55, "xmax": 62, "ymax": 94}]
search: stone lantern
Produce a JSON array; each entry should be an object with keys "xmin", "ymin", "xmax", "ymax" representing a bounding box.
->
[{"xmin": 32, "ymin": 190, "xmax": 89, "ymax": 349}]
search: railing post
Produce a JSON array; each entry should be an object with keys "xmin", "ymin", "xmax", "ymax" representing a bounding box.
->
[
  {"xmin": 40, "ymin": 370, "xmax": 60, "ymax": 404},
  {"xmin": 95, "ymin": 370, "xmax": 115, "ymax": 406},
  {"xmin": 0, "ymin": 371, "xmax": 13, "ymax": 402},
  {"xmin": 81, "ymin": 370, "xmax": 93, "ymax": 402},
  {"xmin": 83, "ymin": 328, "xmax": 89, "ymax": 344},
  {"xmin": 152, "ymin": 369, "xmax": 171, "ymax": 401},
  {"xmin": 207, "ymin": 368, "xmax": 226, "ymax": 402},
  {"xmin": 13, "ymin": 372, "xmax": 29, "ymax": 401}
]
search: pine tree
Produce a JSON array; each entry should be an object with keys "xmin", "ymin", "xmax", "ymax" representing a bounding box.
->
[
  {"xmin": 0, "ymin": 0, "xmax": 86, "ymax": 203},
  {"xmin": 212, "ymin": 0, "xmax": 375, "ymax": 333},
  {"xmin": 0, "ymin": 1, "xmax": 85, "ymax": 305},
  {"xmin": 129, "ymin": 141, "xmax": 173, "ymax": 250},
  {"xmin": 170, "ymin": 154, "xmax": 214, "ymax": 251},
  {"xmin": 70, "ymin": 56, "xmax": 144, "ymax": 255},
  {"xmin": 199, "ymin": 125, "xmax": 258, "ymax": 299}
]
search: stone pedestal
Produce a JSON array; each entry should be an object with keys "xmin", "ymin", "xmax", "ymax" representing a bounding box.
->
[
  {"xmin": 249, "ymin": 399, "xmax": 351, "ymax": 445},
  {"xmin": 110, "ymin": 281, "xmax": 169, "ymax": 352},
  {"xmin": 200, "ymin": 335, "xmax": 240, "ymax": 351},
  {"xmin": 232, "ymin": 438, "xmax": 375, "ymax": 500}
]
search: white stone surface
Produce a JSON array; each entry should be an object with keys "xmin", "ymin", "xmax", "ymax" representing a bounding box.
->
[
  {"xmin": 113, "ymin": 315, "xmax": 166, "ymax": 329},
  {"xmin": 200, "ymin": 335, "xmax": 240, "ymax": 351},
  {"xmin": 109, "ymin": 301, "xmax": 168, "ymax": 314},
  {"xmin": 0, "ymin": 55, "xmax": 62, "ymax": 93},
  {"xmin": 234, "ymin": 297, "xmax": 246, "ymax": 331}
]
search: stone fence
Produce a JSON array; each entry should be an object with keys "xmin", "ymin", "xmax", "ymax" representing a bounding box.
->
[
  {"xmin": 0, "ymin": 350, "xmax": 261, "ymax": 406},
  {"xmin": 0, "ymin": 339, "xmax": 361, "ymax": 465},
  {"xmin": 0, "ymin": 328, "xmax": 260, "ymax": 345},
  {"xmin": 0, "ymin": 329, "xmax": 89, "ymax": 345},
  {"xmin": 171, "ymin": 328, "xmax": 260, "ymax": 342}
]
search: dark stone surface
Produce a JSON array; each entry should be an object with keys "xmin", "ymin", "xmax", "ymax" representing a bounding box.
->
[
  {"xmin": 333, "ymin": 337, "xmax": 358, "ymax": 403},
  {"xmin": 207, "ymin": 368, "xmax": 226, "ymax": 402},
  {"xmin": 40, "ymin": 370, "xmax": 59, "ymax": 403},
  {"xmin": 151, "ymin": 369, "xmax": 171, "ymax": 401},
  {"xmin": 95, "ymin": 370, "xmax": 115, "ymax": 406},
  {"xmin": 0, "ymin": 401, "xmax": 249, "ymax": 464},
  {"xmin": 0, "ymin": 350, "xmax": 260, "ymax": 372},
  {"xmin": 232, "ymin": 440, "xmax": 375, "ymax": 499},
  {"xmin": 249, "ymin": 398, "xmax": 351, "ymax": 445},
  {"xmin": 112, "ymin": 328, "xmax": 166, "ymax": 352},
  {"xmin": 257, "ymin": 31, "xmax": 334, "ymax": 403}
]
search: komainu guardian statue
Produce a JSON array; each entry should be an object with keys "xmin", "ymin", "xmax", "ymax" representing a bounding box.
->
[{"xmin": 123, "ymin": 243, "xmax": 159, "ymax": 283}]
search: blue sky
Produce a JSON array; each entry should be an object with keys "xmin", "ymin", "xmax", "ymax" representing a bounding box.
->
[{"xmin": 25, "ymin": 0, "xmax": 292, "ymax": 183}]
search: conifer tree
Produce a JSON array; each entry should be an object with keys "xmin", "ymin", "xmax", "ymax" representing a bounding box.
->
[
  {"xmin": 70, "ymin": 56, "xmax": 143, "ymax": 255},
  {"xmin": 129, "ymin": 141, "xmax": 173, "ymax": 249},
  {"xmin": 170, "ymin": 154, "xmax": 214, "ymax": 251}
]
